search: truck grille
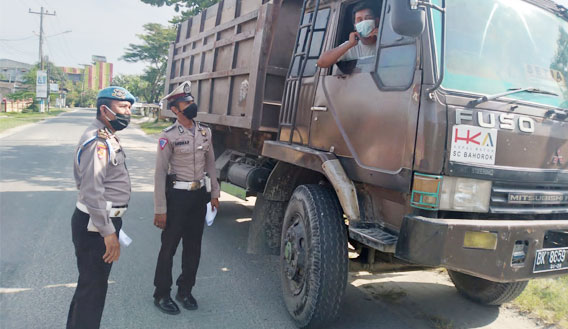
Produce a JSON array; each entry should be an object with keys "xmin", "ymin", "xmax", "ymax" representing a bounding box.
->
[{"xmin": 490, "ymin": 182, "xmax": 568, "ymax": 215}]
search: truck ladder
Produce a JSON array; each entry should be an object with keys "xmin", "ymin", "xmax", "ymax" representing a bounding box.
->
[{"xmin": 278, "ymin": 0, "xmax": 323, "ymax": 143}]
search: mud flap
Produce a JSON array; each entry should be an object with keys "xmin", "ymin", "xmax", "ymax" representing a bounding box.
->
[{"xmin": 247, "ymin": 193, "xmax": 287, "ymax": 255}]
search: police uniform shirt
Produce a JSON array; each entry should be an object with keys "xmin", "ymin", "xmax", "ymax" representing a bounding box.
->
[
  {"xmin": 154, "ymin": 120, "xmax": 220, "ymax": 214},
  {"xmin": 74, "ymin": 119, "xmax": 131, "ymax": 237}
]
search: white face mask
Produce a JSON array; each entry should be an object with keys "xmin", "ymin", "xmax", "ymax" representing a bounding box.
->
[{"xmin": 355, "ymin": 19, "xmax": 375, "ymax": 38}]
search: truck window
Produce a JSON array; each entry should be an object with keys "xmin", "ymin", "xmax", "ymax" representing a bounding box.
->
[
  {"xmin": 290, "ymin": 8, "xmax": 331, "ymax": 77},
  {"xmin": 332, "ymin": 1, "xmax": 384, "ymax": 75},
  {"xmin": 374, "ymin": 2, "xmax": 417, "ymax": 89}
]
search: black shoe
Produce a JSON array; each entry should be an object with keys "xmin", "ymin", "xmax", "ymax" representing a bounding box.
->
[
  {"xmin": 154, "ymin": 296, "xmax": 180, "ymax": 315},
  {"xmin": 175, "ymin": 293, "xmax": 198, "ymax": 310}
]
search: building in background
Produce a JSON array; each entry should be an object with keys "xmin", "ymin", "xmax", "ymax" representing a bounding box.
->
[
  {"xmin": 0, "ymin": 59, "xmax": 32, "ymax": 83},
  {"xmin": 61, "ymin": 67, "xmax": 83, "ymax": 83},
  {"xmin": 0, "ymin": 59, "xmax": 32, "ymax": 112},
  {"xmin": 83, "ymin": 56, "xmax": 113, "ymax": 90}
]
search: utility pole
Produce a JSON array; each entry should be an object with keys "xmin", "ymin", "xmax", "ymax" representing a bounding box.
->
[
  {"xmin": 29, "ymin": 7, "xmax": 56, "ymax": 70},
  {"xmin": 29, "ymin": 7, "xmax": 55, "ymax": 112}
]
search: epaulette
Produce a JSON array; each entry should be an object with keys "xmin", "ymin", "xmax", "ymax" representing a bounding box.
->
[
  {"xmin": 97, "ymin": 128, "xmax": 111, "ymax": 140},
  {"xmin": 197, "ymin": 122, "xmax": 209, "ymax": 136},
  {"xmin": 163, "ymin": 125, "xmax": 175, "ymax": 132}
]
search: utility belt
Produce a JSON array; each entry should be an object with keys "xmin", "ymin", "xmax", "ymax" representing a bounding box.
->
[
  {"xmin": 168, "ymin": 174, "xmax": 211, "ymax": 192},
  {"xmin": 76, "ymin": 201, "xmax": 128, "ymax": 218},
  {"xmin": 172, "ymin": 178, "xmax": 206, "ymax": 191},
  {"xmin": 75, "ymin": 201, "xmax": 132, "ymax": 246}
]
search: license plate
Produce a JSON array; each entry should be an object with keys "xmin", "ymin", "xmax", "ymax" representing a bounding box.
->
[{"xmin": 533, "ymin": 247, "xmax": 568, "ymax": 273}]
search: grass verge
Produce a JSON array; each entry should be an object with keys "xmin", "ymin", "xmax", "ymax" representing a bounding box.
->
[
  {"xmin": 513, "ymin": 276, "xmax": 568, "ymax": 328},
  {"xmin": 0, "ymin": 109, "xmax": 66, "ymax": 133},
  {"xmin": 139, "ymin": 119, "xmax": 172, "ymax": 135}
]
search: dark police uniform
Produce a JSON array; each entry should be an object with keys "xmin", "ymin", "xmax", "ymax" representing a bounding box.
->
[
  {"xmin": 153, "ymin": 82, "xmax": 220, "ymax": 308},
  {"xmin": 67, "ymin": 87, "xmax": 135, "ymax": 329}
]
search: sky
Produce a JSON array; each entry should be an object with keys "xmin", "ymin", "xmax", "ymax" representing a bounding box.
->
[
  {"xmin": 0, "ymin": 0, "xmax": 178, "ymax": 76},
  {"xmin": 2, "ymin": 0, "xmax": 568, "ymax": 76}
]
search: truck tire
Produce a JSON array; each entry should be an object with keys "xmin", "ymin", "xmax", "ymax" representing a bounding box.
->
[
  {"xmin": 280, "ymin": 184, "xmax": 348, "ymax": 328},
  {"xmin": 448, "ymin": 270, "xmax": 528, "ymax": 305}
]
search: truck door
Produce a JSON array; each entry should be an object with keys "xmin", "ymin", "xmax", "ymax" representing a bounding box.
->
[
  {"xmin": 309, "ymin": 0, "xmax": 422, "ymax": 190},
  {"xmin": 278, "ymin": 5, "xmax": 332, "ymax": 145}
]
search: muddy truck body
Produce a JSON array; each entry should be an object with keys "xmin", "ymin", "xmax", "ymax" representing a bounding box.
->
[{"xmin": 162, "ymin": 0, "xmax": 568, "ymax": 327}]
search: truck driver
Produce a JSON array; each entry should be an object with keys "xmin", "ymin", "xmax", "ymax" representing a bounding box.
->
[{"xmin": 317, "ymin": 1, "xmax": 380, "ymax": 68}]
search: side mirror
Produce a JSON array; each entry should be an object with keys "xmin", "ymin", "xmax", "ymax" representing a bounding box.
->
[{"xmin": 391, "ymin": 0, "xmax": 426, "ymax": 38}]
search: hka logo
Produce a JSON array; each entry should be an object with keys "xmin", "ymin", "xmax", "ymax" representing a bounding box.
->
[
  {"xmin": 454, "ymin": 127, "xmax": 495, "ymax": 146},
  {"xmin": 456, "ymin": 109, "xmax": 535, "ymax": 133}
]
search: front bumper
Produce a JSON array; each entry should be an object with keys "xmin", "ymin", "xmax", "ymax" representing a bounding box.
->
[{"xmin": 395, "ymin": 215, "xmax": 568, "ymax": 282}]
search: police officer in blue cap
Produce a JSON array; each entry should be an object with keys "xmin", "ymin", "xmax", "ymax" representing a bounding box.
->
[{"xmin": 67, "ymin": 86, "xmax": 135, "ymax": 329}]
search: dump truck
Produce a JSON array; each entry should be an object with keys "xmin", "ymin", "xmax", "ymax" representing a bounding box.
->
[{"xmin": 162, "ymin": 0, "xmax": 568, "ymax": 327}]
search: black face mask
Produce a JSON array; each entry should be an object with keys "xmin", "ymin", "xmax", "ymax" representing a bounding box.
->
[
  {"xmin": 104, "ymin": 106, "xmax": 130, "ymax": 131},
  {"xmin": 181, "ymin": 103, "xmax": 198, "ymax": 120}
]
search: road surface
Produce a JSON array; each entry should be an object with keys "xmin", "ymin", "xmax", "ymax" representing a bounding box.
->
[{"xmin": 0, "ymin": 109, "xmax": 547, "ymax": 329}]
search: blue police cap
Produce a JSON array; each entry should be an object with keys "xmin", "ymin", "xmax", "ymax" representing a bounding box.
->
[{"xmin": 97, "ymin": 86, "xmax": 136, "ymax": 104}]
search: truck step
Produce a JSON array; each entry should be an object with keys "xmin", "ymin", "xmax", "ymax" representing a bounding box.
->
[{"xmin": 349, "ymin": 223, "xmax": 398, "ymax": 254}]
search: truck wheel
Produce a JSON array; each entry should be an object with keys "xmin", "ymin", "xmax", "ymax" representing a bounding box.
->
[
  {"xmin": 280, "ymin": 185, "xmax": 348, "ymax": 328},
  {"xmin": 448, "ymin": 270, "xmax": 528, "ymax": 305}
]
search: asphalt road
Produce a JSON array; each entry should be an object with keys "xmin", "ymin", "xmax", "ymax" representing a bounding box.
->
[{"xmin": 0, "ymin": 109, "xmax": 546, "ymax": 329}]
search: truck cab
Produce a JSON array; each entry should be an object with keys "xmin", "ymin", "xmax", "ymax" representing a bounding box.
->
[{"xmin": 163, "ymin": 0, "xmax": 568, "ymax": 327}]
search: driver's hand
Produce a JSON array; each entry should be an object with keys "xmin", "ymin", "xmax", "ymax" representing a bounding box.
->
[
  {"xmin": 348, "ymin": 32, "xmax": 360, "ymax": 47},
  {"xmin": 368, "ymin": 27, "xmax": 378, "ymax": 38}
]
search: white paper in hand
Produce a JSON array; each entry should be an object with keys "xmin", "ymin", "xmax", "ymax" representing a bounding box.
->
[
  {"xmin": 119, "ymin": 229, "xmax": 132, "ymax": 247},
  {"xmin": 205, "ymin": 202, "xmax": 217, "ymax": 226}
]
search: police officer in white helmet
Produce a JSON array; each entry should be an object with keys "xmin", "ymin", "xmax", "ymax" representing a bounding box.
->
[{"xmin": 152, "ymin": 81, "xmax": 220, "ymax": 314}]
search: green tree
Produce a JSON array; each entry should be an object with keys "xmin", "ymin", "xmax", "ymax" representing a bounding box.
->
[
  {"xmin": 113, "ymin": 74, "xmax": 150, "ymax": 102},
  {"xmin": 140, "ymin": 0, "xmax": 220, "ymax": 22},
  {"xmin": 121, "ymin": 23, "xmax": 176, "ymax": 102}
]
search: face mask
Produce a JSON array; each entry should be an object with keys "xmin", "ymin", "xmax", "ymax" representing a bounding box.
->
[
  {"xmin": 355, "ymin": 19, "xmax": 375, "ymax": 38},
  {"xmin": 181, "ymin": 103, "xmax": 198, "ymax": 120},
  {"xmin": 103, "ymin": 105, "xmax": 130, "ymax": 131}
]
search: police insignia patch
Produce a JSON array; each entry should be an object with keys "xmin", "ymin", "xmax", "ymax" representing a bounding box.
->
[
  {"xmin": 183, "ymin": 83, "xmax": 191, "ymax": 94},
  {"xmin": 159, "ymin": 138, "xmax": 168, "ymax": 150},
  {"xmin": 96, "ymin": 143, "xmax": 107, "ymax": 159},
  {"xmin": 178, "ymin": 126, "xmax": 184, "ymax": 134},
  {"xmin": 112, "ymin": 89, "xmax": 126, "ymax": 99}
]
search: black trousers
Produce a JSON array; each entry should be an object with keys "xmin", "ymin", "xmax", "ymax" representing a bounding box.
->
[
  {"xmin": 67, "ymin": 208, "xmax": 122, "ymax": 329},
  {"xmin": 153, "ymin": 187, "xmax": 207, "ymax": 298}
]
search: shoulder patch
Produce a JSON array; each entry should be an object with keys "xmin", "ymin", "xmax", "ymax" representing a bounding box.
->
[
  {"xmin": 163, "ymin": 125, "xmax": 175, "ymax": 132},
  {"xmin": 159, "ymin": 138, "xmax": 169, "ymax": 150},
  {"xmin": 96, "ymin": 142, "xmax": 108, "ymax": 159}
]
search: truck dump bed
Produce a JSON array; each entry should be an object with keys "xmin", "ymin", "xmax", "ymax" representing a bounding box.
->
[{"xmin": 163, "ymin": 0, "xmax": 301, "ymax": 132}]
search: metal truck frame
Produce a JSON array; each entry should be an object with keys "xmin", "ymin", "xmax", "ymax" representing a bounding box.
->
[{"xmin": 163, "ymin": 0, "xmax": 568, "ymax": 327}]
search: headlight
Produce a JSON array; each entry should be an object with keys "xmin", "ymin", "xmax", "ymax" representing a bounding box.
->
[{"xmin": 439, "ymin": 177, "xmax": 492, "ymax": 212}]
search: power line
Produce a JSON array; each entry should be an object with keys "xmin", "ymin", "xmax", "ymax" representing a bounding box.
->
[
  {"xmin": 0, "ymin": 40, "xmax": 36, "ymax": 57},
  {"xmin": 49, "ymin": 12, "xmax": 81, "ymax": 66},
  {"xmin": 0, "ymin": 36, "xmax": 36, "ymax": 41}
]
